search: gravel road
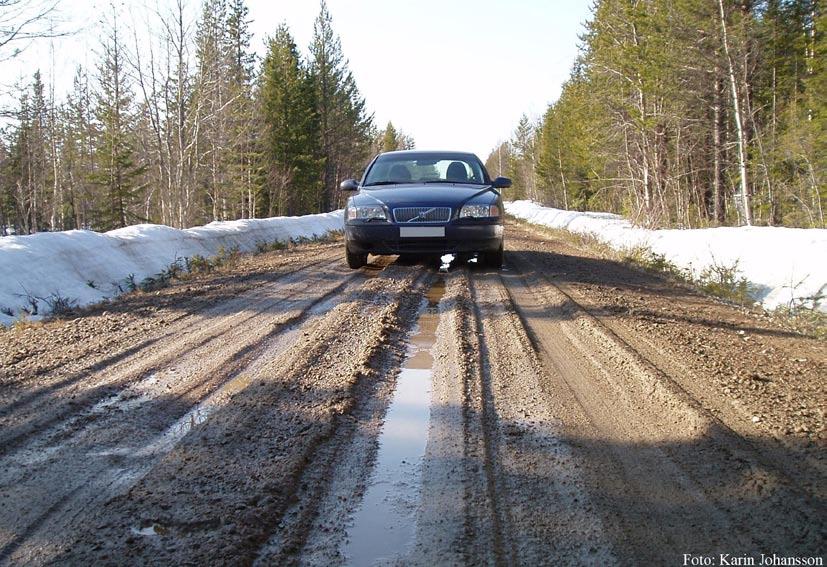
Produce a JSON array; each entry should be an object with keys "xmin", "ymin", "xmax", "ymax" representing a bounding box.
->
[{"xmin": 0, "ymin": 223, "xmax": 823, "ymax": 566}]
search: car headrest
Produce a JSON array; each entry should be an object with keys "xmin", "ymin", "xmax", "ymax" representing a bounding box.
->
[
  {"xmin": 388, "ymin": 164, "xmax": 411, "ymax": 181},
  {"xmin": 446, "ymin": 161, "xmax": 468, "ymax": 182}
]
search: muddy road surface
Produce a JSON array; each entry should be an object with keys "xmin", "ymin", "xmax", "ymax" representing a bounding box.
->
[{"xmin": 0, "ymin": 224, "xmax": 824, "ymax": 566}]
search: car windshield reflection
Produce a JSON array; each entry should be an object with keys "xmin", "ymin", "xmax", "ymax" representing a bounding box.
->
[{"xmin": 363, "ymin": 152, "xmax": 488, "ymax": 186}]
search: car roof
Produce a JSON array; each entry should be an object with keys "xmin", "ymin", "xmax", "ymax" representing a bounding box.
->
[{"xmin": 377, "ymin": 150, "xmax": 479, "ymax": 159}]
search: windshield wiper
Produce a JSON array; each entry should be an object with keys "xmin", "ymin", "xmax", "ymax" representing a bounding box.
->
[
  {"xmin": 362, "ymin": 180, "xmax": 408, "ymax": 187},
  {"xmin": 421, "ymin": 180, "xmax": 483, "ymax": 185}
]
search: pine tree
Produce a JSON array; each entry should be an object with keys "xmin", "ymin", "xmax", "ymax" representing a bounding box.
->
[
  {"xmin": 63, "ymin": 65, "xmax": 95, "ymax": 229},
  {"xmin": 5, "ymin": 73, "xmax": 51, "ymax": 234}
]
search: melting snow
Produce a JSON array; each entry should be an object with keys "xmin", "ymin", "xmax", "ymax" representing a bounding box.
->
[
  {"xmin": 0, "ymin": 211, "xmax": 343, "ymax": 325},
  {"xmin": 506, "ymin": 200, "xmax": 827, "ymax": 312}
]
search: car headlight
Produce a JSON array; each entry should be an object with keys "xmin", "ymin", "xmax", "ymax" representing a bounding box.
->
[
  {"xmin": 346, "ymin": 205, "xmax": 387, "ymax": 221},
  {"xmin": 459, "ymin": 204, "xmax": 500, "ymax": 219}
]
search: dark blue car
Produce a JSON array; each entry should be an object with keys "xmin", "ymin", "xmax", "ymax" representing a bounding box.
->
[{"xmin": 341, "ymin": 150, "xmax": 512, "ymax": 269}]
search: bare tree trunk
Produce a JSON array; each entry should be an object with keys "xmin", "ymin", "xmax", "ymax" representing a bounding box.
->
[
  {"xmin": 712, "ymin": 72, "xmax": 725, "ymax": 225},
  {"xmin": 718, "ymin": 0, "xmax": 752, "ymax": 225},
  {"xmin": 0, "ymin": 201, "xmax": 7, "ymax": 236},
  {"xmin": 804, "ymin": 157, "xmax": 824, "ymax": 227},
  {"xmin": 622, "ymin": 124, "xmax": 642, "ymax": 221},
  {"xmin": 636, "ymin": 88, "xmax": 654, "ymax": 220},
  {"xmin": 557, "ymin": 147, "xmax": 568, "ymax": 210}
]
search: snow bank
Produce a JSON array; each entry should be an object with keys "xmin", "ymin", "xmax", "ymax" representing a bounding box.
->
[
  {"xmin": 0, "ymin": 211, "xmax": 344, "ymax": 326},
  {"xmin": 506, "ymin": 200, "xmax": 827, "ymax": 312}
]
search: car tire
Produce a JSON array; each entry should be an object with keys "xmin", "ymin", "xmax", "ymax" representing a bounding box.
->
[
  {"xmin": 397, "ymin": 253, "xmax": 421, "ymax": 265},
  {"xmin": 346, "ymin": 245, "xmax": 368, "ymax": 269},
  {"xmin": 482, "ymin": 242, "xmax": 504, "ymax": 269}
]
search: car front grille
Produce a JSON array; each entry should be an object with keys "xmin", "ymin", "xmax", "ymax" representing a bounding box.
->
[{"xmin": 392, "ymin": 206, "xmax": 452, "ymax": 223}]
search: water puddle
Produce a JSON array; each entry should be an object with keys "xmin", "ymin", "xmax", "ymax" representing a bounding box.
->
[{"xmin": 342, "ymin": 278, "xmax": 445, "ymax": 566}]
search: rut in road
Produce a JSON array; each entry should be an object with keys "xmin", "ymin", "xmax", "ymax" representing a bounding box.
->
[
  {"xmin": 0, "ymin": 249, "xmax": 391, "ymax": 565},
  {"xmin": 499, "ymin": 253, "xmax": 823, "ymax": 561},
  {"xmin": 52, "ymin": 261, "xmax": 427, "ymax": 566},
  {"xmin": 0, "ymin": 248, "xmax": 344, "ymax": 456},
  {"xmin": 253, "ymin": 269, "xmax": 436, "ymax": 566}
]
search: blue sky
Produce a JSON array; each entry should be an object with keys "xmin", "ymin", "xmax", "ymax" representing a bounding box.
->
[
  {"xmin": 3, "ymin": 0, "xmax": 592, "ymax": 159},
  {"xmin": 251, "ymin": 0, "xmax": 592, "ymax": 158}
]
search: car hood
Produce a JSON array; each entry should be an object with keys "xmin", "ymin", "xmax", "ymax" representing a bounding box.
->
[{"xmin": 353, "ymin": 183, "xmax": 496, "ymax": 207}]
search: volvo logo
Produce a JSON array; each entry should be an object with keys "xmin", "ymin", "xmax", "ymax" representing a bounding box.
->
[{"xmin": 407, "ymin": 207, "xmax": 437, "ymax": 223}]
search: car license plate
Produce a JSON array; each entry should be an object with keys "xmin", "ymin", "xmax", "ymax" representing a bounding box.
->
[{"xmin": 400, "ymin": 226, "xmax": 445, "ymax": 238}]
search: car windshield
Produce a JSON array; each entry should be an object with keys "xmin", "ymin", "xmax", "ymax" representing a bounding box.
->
[{"xmin": 363, "ymin": 153, "xmax": 487, "ymax": 186}]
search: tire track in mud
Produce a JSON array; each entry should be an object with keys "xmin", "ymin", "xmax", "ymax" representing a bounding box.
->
[
  {"xmin": 423, "ymin": 269, "xmax": 505, "ymax": 566},
  {"xmin": 499, "ymin": 262, "xmax": 751, "ymax": 560},
  {"xmin": 8, "ymin": 240, "xmax": 342, "ymax": 381},
  {"xmin": 501, "ymin": 245, "xmax": 826, "ymax": 562},
  {"xmin": 252, "ymin": 269, "xmax": 435, "ymax": 566},
  {"xmin": 3, "ymin": 255, "xmax": 368, "ymax": 472},
  {"xmin": 53, "ymin": 262, "xmax": 426, "ymax": 566},
  {"xmin": 507, "ymin": 225, "xmax": 824, "ymax": 448},
  {"xmin": 464, "ymin": 272, "xmax": 517, "ymax": 567},
  {"xmin": 508, "ymin": 244, "xmax": 826, "ymax": 494},
  {"xmin": 547, "ymin": 268, "xmax": 827, "ymax": 482},
  {"xmin": 0, "ymin": 250, "xmax": 345, "ymax": 458},
  {"xmin": 1, "ymin": 248, "xmax": 341, "ymax": 403},
  {"xmin": 0, "ymin": 248, "xmax": 341, "ymax": 415},
  {"xmin": 467, "ymin": 268, "xmax": 617, "ymax": 566},
  {"xmin": 392, "ymin": 272, "xmax": 470, "ymax": 567},
  {"xmin": 0, "ymin": 254, "xmax": 387, "ymax": 566}
]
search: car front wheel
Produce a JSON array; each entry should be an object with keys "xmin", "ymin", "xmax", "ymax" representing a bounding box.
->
[
  {"xmin": 346, "ymin": 245, "xmax": 368, "ymax": 269},
  {"xmin": 481, "ymin": 242, "xmax": 504, "ymax": 269}
]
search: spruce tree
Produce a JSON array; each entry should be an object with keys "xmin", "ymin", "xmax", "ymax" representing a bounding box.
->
[
  {"xmin": 63, "ymin": 65, "xmax": 95, "ymax": 229},
  {"xmin": 92, "ymin": 13, "xmax": 145, "ymax": 230},
  {"xmin": 259, "ymin": 24, "xmax": 322, "ymax": 216},
  {"xmin": 381, "ymin": 121, "xmax": 399, "ymax": 153},
  {"xmin": 310, "ymin": 0, "xmax": 372, "ymax": 211},
  {"xmin": 226, "ymin": 0, "xmax": 259, "ymax": 218}
]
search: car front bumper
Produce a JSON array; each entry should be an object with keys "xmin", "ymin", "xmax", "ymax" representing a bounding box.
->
[{"xmin": 345, "ymin": 222, "xmax": 503, "ymax": 255}]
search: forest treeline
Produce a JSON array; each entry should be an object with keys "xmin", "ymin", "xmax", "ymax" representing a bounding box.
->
[
  {"xmin": 488, "ymin": 0, "xmax": 825, "ymax": 228},
  {"xmin": 0, "ymin": 0, "xmax": 412, "ymax": 234}
]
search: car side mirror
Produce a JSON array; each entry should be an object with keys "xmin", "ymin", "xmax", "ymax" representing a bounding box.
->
[
  {"xmin": 492, "ymin": 176, "xmax": 512, "ymax": 189},
  {"xmin": 340, "ymin": 179, "xmax": 360, "ymax": 192}
]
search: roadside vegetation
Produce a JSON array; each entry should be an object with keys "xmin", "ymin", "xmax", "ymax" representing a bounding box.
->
[
  {"xmin": 489, "ymin": 0, "xmax": 824, "ymax": 230},
  {"xmin": 0, "ymin": 1, "xmax": 413, "ymax": 236}
]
